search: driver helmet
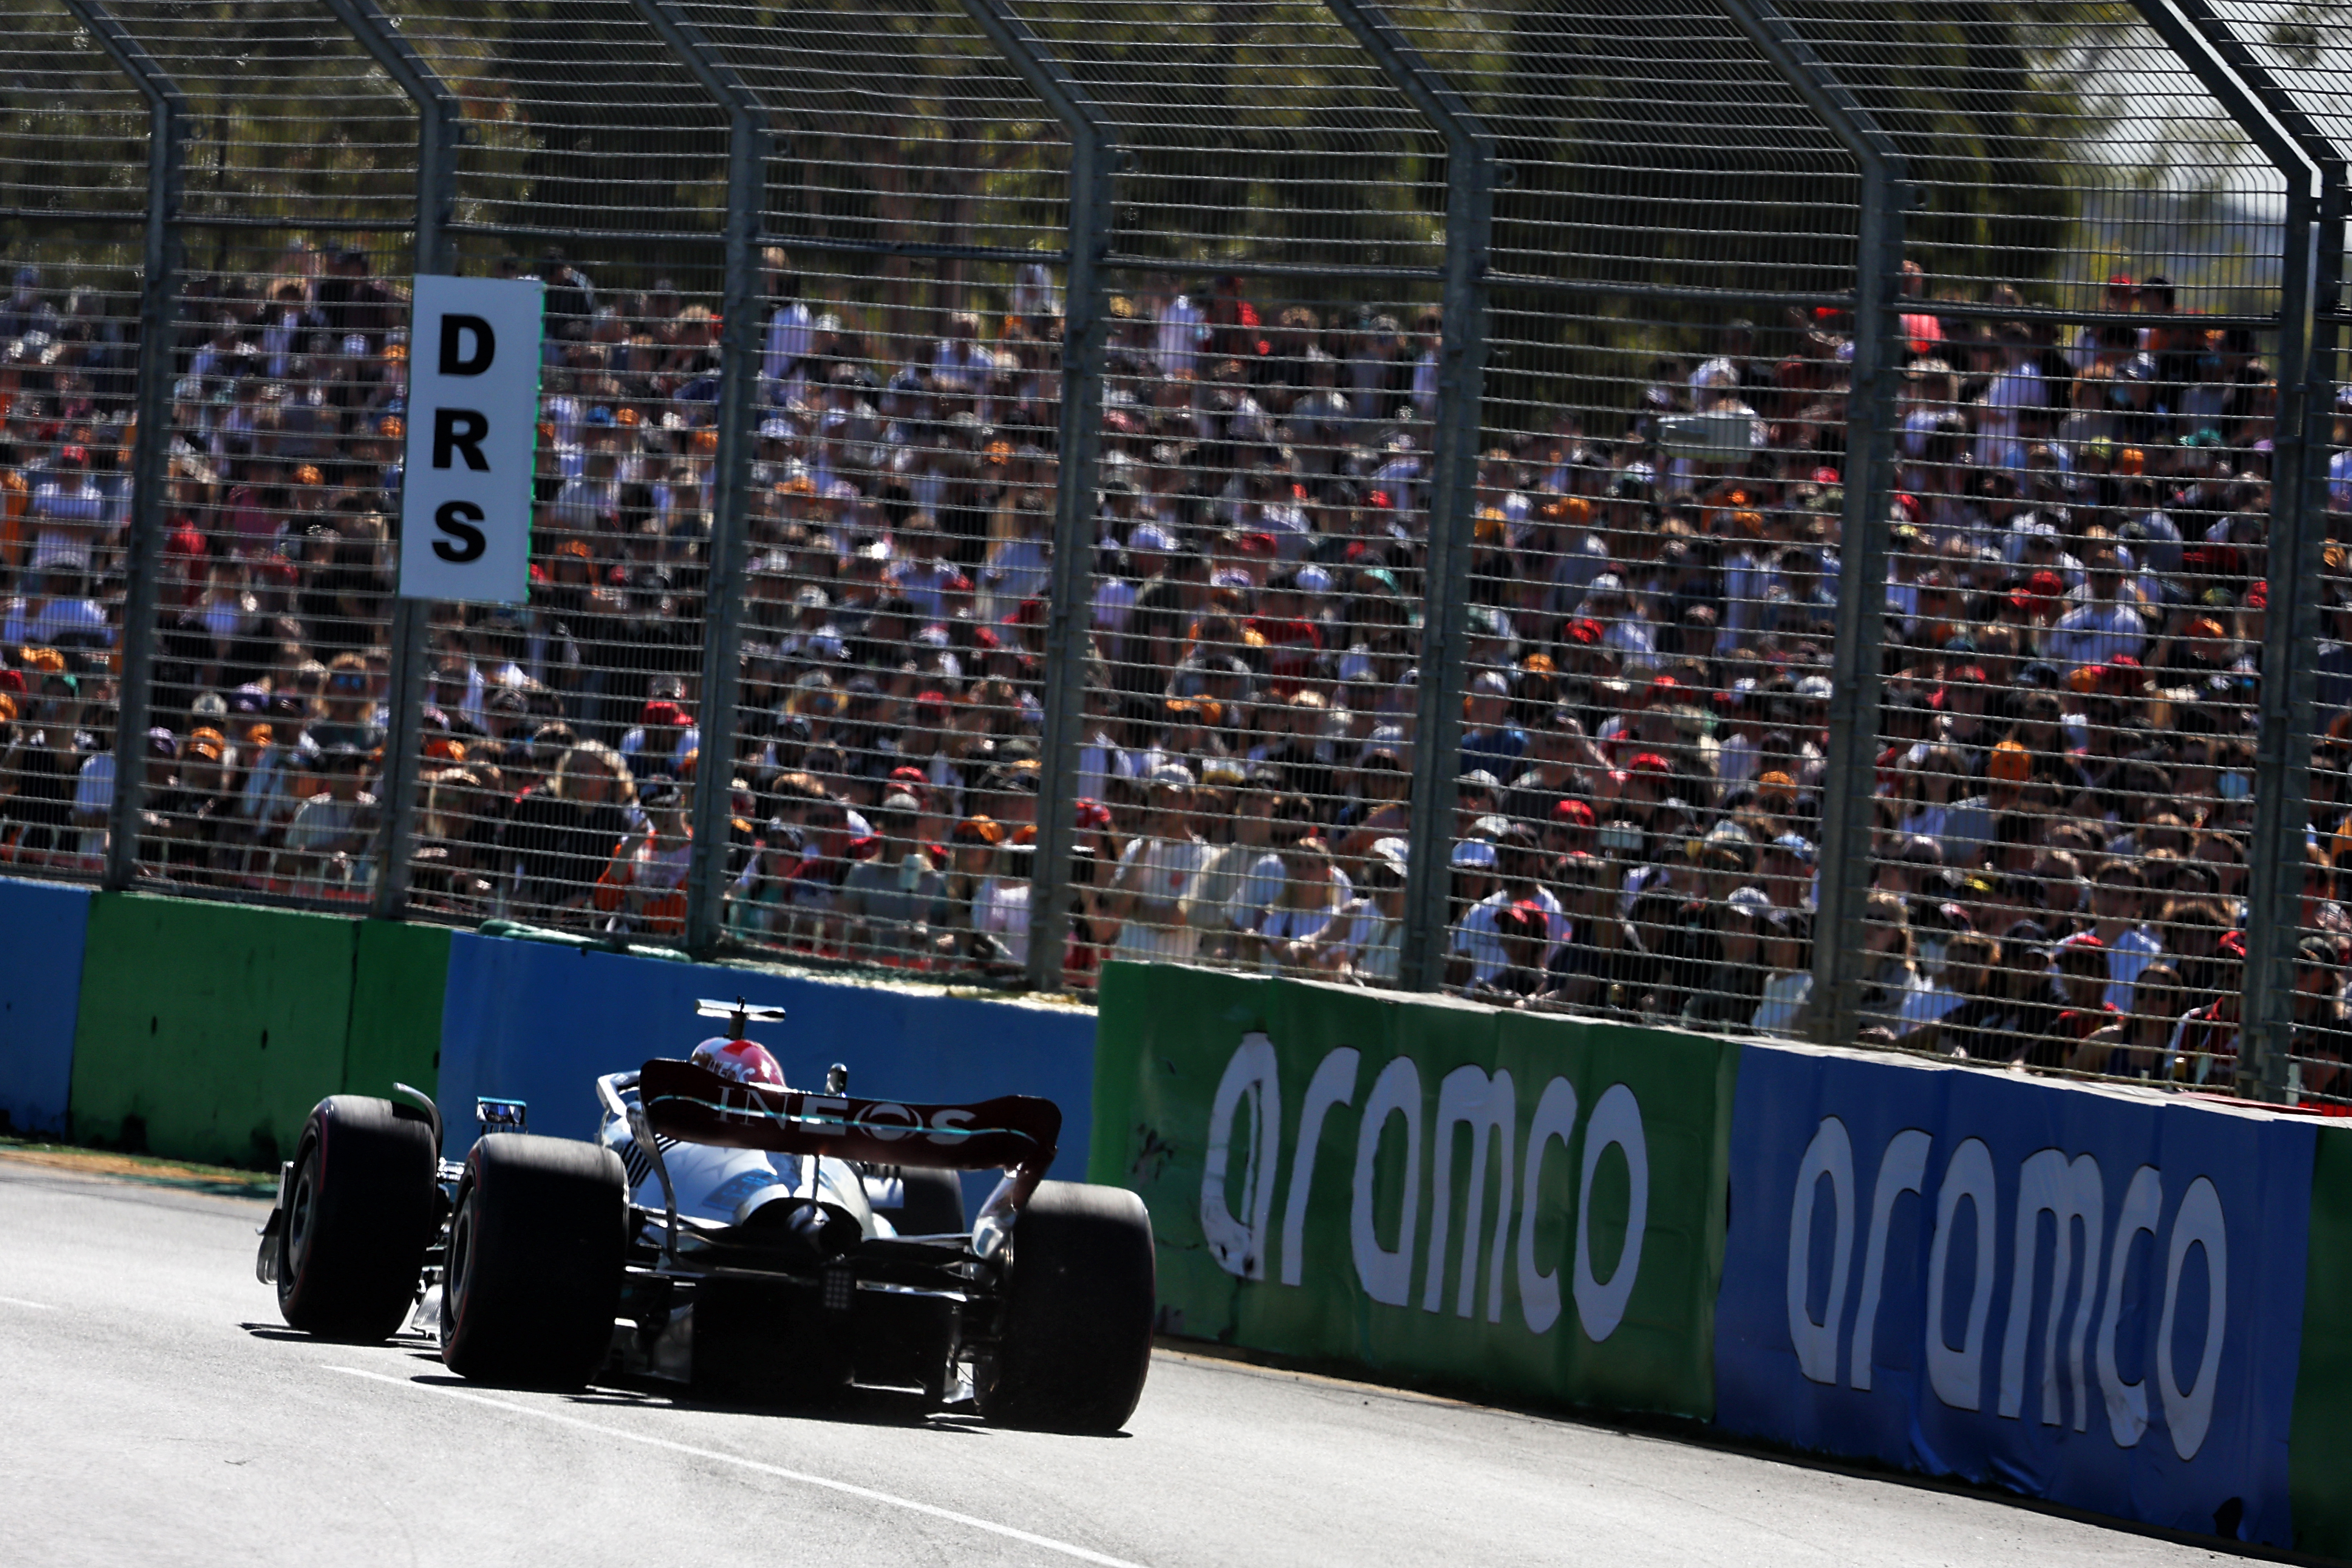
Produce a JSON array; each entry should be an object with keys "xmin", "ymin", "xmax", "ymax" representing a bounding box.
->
[{"xmin": 690, "ymin": 1036, "xmax": 786, "ymax": 1088}]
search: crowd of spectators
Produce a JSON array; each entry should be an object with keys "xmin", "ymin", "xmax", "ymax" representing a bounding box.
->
[{"xmin": 2, "ymin": 240, "xmax": 2348, "ymax": 1103}]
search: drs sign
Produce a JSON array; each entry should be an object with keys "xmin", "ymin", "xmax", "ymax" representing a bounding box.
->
[
  {"xmin": 1713, "ymin": 1045, "xmax": 2316, "ymax": 1546},
  {"xmin": 400, "ymin": 275, "xmax": 542, "ymax": 604}
]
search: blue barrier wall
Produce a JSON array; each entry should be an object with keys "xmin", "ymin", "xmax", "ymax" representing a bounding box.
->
[
  {"xmin": 434, "ymin": 933, "xmax": 1098, "ymax": 1200},
  {"xmin": 0, "ymin": 877, "xmax": 93, "ymax": 1136},
  {"xmin": 1713, "ymin": 1041, "xmax": 2316, "ymax": 1548}
]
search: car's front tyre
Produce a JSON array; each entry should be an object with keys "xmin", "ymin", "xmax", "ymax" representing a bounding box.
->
[{"xmin": 276, "ymin": 1096, "xmax": 439, "ymax": 1342}]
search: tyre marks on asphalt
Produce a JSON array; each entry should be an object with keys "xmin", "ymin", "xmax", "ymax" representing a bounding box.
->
[{"xmin": 326, "ymin": 1366, "xmax": 1148, "ymax": 1568}]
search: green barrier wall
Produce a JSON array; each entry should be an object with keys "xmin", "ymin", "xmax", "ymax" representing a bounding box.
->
[
  {"xmin": 1091, "ymin": 962, "xmax": 1737, "ymax": 1421},
  {"xmin": 67, "ymin": 894, "xmax": 450, "ymax": 1167},
  {"xmin": 343, "ymin": 918, "xmax": 452, "ymax": 1102},
  {"xmin": 2292, "ymin": 1123, "xmax": 2352, "ymax": 1559}
]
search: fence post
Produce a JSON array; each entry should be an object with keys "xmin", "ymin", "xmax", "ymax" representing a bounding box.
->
[
  {"xmin": 59, "ymin": 0, "xmax": 184, "ymax": 893},
  {"xmin": 323, "ymin": 0, "xmax": 458, "ymax": 920},
  {"xmin": 1319, "ymin": 0, "xmax": 1495, "ymax": 992},
  {"xmin": 624, "ymin": 0, "xmax": 771, "ymax": 959},
  {"xmin": 1708, "ymin": 0, "xmax": 1906, "ymax": 1047},
  {"xmin": 2130, "ymin": 0, "xmax": 2337, "ymax": 1102},
  {"xmin": 953, "ymin": 0, "xmax": 1117, "ymax": 992}
]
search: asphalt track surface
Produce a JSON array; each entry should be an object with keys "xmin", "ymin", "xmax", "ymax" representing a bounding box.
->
[{"xmin": 0, "ymin": 1161, "xmax": 2258, "ymax": 1568}]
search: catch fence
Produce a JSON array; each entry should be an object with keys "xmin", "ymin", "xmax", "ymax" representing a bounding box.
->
[{"xmin": 8, "ymin": 0, "xmax": 2352, "ymax": 1108}]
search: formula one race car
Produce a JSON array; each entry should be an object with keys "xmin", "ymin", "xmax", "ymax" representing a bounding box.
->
[{"xmin": 255, "ymin": 999, "xmax": 1155, "ymax": 1433}]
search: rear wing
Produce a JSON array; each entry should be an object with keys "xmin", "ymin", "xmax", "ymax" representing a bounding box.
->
[{"xmin": 637, "ymin": 1058, "xmax": 1060, "ymax": 1180}]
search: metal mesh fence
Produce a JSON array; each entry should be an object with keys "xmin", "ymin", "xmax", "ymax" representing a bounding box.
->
[
  {"xmin": 0, "ymin": 4, "xmax": 149, "ymax": 882},
  {"xmin": 386, "ymin": 0, "xmax": 735, "ymax": 928},
  {"xmin": 1004, "ymin": 0, "xmax": 1450, "ymax": 985},
  {"xmin": 1383, "ymin": 0, "xmax": 1863, "ymax": 1026},
  {"xmin": 679, "ymin": 0, "xmax": 1075, "ymax": 976},
  {"xmin": 18, "ymin": 0, "xmax": 2352, "ymax": 1109},
  {"xmin": 2198, "ymin": 0, "xmax": 2352, "ymax": 1111},
  {"xmin": 1791, "ymin": 1, "xmax": 2291, "ymax": 1091}
]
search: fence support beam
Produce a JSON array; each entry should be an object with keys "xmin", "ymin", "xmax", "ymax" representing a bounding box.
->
[
  {"xmin": 62, "ymin": 0, "xmax": 185, "ymax": 893},
  {"xmin": 1320, "ymin": 0, "xmax": 1496, "ymax": 991},
  {"xmin": 955, "ymin": 0, "xmax": 1118, "ymax": 993},
  {"xmin": 2131, "ymin": 0, "xmax": 2337, "ymax": 1102},
  {"xmin": 623, "ymin": 0, "xmax": 771, "ymax": 959},
  {"xmin": 323, "ymin": 0, "xmax": 458, "ymax": 920},
  {"xmin": 1709, "ymin": 0, "xmax": 1906, "ymax": 1048}
]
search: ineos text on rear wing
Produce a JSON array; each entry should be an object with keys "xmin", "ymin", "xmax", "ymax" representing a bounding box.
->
[{"xmin": 637, "ymin": 1059, "xmax": 1060, "ymax": 1180}]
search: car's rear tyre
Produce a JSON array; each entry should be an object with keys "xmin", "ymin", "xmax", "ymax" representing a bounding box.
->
[
  {"xmin": 886, "ymin": 1166, "xmax": 967, "ymax": 1236},
  {"xmin": 975, "ymin": 1181, "xmax": 1155, "ymax": 1434},
  {"xmin": 441, "ymin": 1133, "xmax": 625, "ymax": 1388},
  {"xmin": 276, "ymin": 1096, "xmax": 439, "ymax": 1342}
]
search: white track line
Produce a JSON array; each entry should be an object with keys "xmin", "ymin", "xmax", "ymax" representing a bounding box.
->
[
  {"xmin": 327, "ymin": 1366, "xmax": 1146, "ymax": 1568},
  {"xmin": 0, "ymin": 1295, "xmax": 56, "ymax": 1310}
]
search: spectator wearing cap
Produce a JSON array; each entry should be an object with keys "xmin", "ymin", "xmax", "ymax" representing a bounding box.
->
[
  {"xmin": 931, "ymin": 814, "xmax": 1007, "ymax": 964},
  {"xmin": 1539, "ymin": 849, "xmax": 1650, "ymax": 1013},
  {"xmin": 2029, "ymin": 932, "xmax": 2120, "ymax": 1069},
  {"xmin": 835, "ymin": 790, "xmax": 948, "ymax": 961},
  {"xmin": 279, "ymin": 738, "xmax": 376, "ymax": 884},
  {"xmin": 1334, "ymin": 837, "xmax": 1408, "ymax": 984},
  {"xmin": 2168, "ymin": 930, "xmax": 2246, "ymax": 1083},
  {"xmin": 2290, "ymin": 937, "xmax": 2352, "ymax": 1105},
  {"xmin": 0, "ymin": 670, "xmax": 89, "ymax": 862},
  {"xmin": 621, "ymin": 693, "xmax": 699, "ymax": 774},
  {"xmin": 1454, "ymin": 825, "xmax": 1563, "ymax": 989},
  {"xmin": 1459, "ymin": 669, "xmax": 1527, "ymax": 779},
  {"xmin": 2076, "ymin": 960, "xmax": 2188, "ymax": 1080},
  {"xmin": 1469, "ymin": 900, "xmax": 1552, "ymax": 1004},
  {"xmin": 2045, "ymin": 536, "xmax": 2147, "ymax": 672},
  {"xmin": 594, "ymin": 773, "xmax": 692, "ymax": 937},
  {"xmin": 27, "ymin": 443, "xmax": 106, "ymax": 579},
  {"xmin": 1195, "ymin": 773, "xmax": 1283, "ymax": 962},
  {"xmin": 1107, "ymin": 768, "xmax": 1214, "ymax": 962},
  {"xmin": 2087, "ymin": 859, "xmax": 2163, "ymax": 1012},
  {"xmin": 1252, "ymin": 815, "xmax": 1350, "ymax": 978},
  {"xmin": 1749, "ymin": 902, "xmax": 1814, "ymax": 1035},
  {"xmin": 1856, "ymin": 888, "xmax": 1932, "ymax": 1039}
]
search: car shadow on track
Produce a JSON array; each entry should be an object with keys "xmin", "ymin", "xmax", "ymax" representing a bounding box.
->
[{"xmin": 385, "ymin": 1352, "xmax": 1004, "ymax": 1434}]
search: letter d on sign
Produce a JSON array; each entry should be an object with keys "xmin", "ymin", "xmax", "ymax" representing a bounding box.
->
[{"xmin": 440, "ymin": 313, "xmax": 495, "ymax": 375}]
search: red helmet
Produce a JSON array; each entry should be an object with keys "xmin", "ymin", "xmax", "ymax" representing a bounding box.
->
[{"xmin": 690, "ymin": 1036, "xmax": 786, "ymax": 1087}]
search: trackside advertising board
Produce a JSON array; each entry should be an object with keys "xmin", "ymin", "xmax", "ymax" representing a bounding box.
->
[
  {"xmin": 1713, "ymin": 1042, "xmax": 2316, "ymax": 1547},
  {"xmin": 1091, "ymin": 964, "xmax": 1737, "ymax": 1419}
]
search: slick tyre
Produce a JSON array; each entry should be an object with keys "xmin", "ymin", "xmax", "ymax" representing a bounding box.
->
[
  {"xmin": 441, "ymin": 1133, "xmax": 625, "ymax": 1388},
  {"xmin": 276, "ymin": 1096, "xmax": 439, "ymax": 1342},
  {"xmin": 975, "ymin": 1181, "xmax": 1155, "ymax": 1434}
]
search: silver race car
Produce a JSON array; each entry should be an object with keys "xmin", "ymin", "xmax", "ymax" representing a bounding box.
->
[{"xmin": 257, "ymin": 998, "xmax": 1154, "ymax": 1433}]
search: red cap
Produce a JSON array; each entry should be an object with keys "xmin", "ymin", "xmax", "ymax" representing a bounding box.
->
[
  {"xmin": 642, "ymin": 700, "xmax": 687, "ymax": 727},
  {"xmin": 1629, "ymin": 752, "xmax": 1671, "ymax": 776},
  {"xmin": 915, "ymin": 689, "xmax": 948, "ymax": 709},
  {"xmin": 2027, "ymin": 570, "xmax": 2065, "ymax": 598},
  {"xmin": 2248, "ymin": 581, "xmax": 2269, "ymax": 610},
  {"xmin": 1552, "ymin": 798, "xmax": 1596, "ymax": 827}
]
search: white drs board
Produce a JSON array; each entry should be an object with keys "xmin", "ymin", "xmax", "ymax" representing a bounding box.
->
[{"xmin": 398, "ymin": 274, "xmax": 544, "ymax": 604}]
